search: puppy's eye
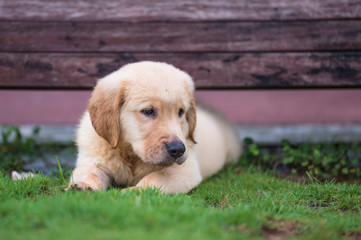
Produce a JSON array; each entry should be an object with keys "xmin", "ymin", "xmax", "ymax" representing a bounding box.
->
[
  {"xmin": 141, "ymin": 108, "xmax": 156, "ymax": 117},
  {"xmin": 178, "ymin": 108, "xmax": 185, "ymax": 118}
]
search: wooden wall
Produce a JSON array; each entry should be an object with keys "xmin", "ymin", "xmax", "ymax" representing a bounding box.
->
[{"xmin": 0, "ymin": 0, "xmax": 361, "ymax": 89}]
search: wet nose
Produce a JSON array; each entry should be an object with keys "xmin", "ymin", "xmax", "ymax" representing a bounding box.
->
[{"xmin": 165, "ymin": 142, "xmax": 186, "ymax": 160}]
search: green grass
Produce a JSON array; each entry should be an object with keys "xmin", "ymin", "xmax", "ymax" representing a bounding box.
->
[
  {"xmin": 1, "ymin": 126, "xmax": 360, "ymax": 239},
  {"xmin": 1, "ymin": 164, "xmax": 360, "ymax": 240},
  {"xmin": 242, "ymin": 138, "xmax": 361, "ymax": 180}
]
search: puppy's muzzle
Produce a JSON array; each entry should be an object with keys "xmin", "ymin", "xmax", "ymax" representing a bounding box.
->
[{"xmin": 165, "ymin": 141, "xmax": 186, "ymax": 165}]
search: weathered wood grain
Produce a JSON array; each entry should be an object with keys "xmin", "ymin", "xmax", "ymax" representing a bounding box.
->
[
  {"xmin": 1, "ymin": 53, "xmax": 360, "ymax": 89},
  {"xmin": 1, "ymin": 21, "xmax": 360, "ymax": 52},
  {"xmin": 1, "ymin": 0, "xmax": 361, "ymax": 22}
]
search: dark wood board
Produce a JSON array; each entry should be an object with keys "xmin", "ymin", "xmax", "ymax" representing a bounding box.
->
[
  {"xmin": 1, "ymin": 21, "xmax": 360, "ymax": 52},
  {"xmin": 1, "ymin": 0, "xmax": 361, "ymax": 22},
  {"xmin": 1, "ymin": 52, "xmax": 360, "ymax": 89}
]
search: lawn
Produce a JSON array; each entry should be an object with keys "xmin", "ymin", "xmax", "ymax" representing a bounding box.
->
[
  {"xmin": 1, "ymin": 126, "xmax": 361, "ymax": 239},
  {"xmin": 1, "ymin": 163, "xmax": 360, "ymax": 240}
]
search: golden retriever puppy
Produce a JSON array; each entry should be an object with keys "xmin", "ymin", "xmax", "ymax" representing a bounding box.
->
[{"xmin": 68, "ymin": 61, "xmax": 241, "ymax": 194}]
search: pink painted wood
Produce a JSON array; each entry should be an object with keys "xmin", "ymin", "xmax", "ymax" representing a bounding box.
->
[{"xmin": 1, "ymin": 90, "xmax": 361, "ymax": 125}]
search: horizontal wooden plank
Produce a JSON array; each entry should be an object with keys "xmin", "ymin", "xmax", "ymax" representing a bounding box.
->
[
  {"xmin": 1, "ymin": 21, "xmax": 360, "ymax": 52},
  {"xmin": 1, "ymin": 0, "xmax": 361, "ymax": 22},
  {"xmin": 0, "ymin": 53, "xmax": 360, "ymax": 89}
]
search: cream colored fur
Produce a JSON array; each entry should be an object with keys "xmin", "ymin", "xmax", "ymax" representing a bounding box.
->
[{"xmin": 68, "ymin": 61, "xmax": 241, "ymax": 194}]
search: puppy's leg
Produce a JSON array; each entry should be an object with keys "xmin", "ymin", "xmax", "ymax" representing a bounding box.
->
[
  {"xmin": 132, "ymin": 152, "xmax": 202, "ymax": 194},
  {"xmin": 67, "ymin": 164, "xmax": 110, "ymax": 191}
]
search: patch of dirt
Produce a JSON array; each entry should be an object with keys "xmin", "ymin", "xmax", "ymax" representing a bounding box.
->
[
  {"xmin": 234, "ymin": 167, "xmax": 243, "ymax": 174},
  {"xmin": 219, "ymin": 196, "xmax": 232, "ymax": 209},
  {"xmin": 345, "ymin": 231, "xmax": 361, "ymax": 240},
  {"xmin": 236, "ymin": 224, "xmax": 252, "ymax": 235},
  {"xmin": 343, "ymin": 209, "xmax": 360, "ymax": 215},
  {"xmin": 275, "ymin": 173, "xmax": 311, "ymax": 184},
  {"xmin": 307, "ymin": 202, "xmax": 332, "ymax": 209},
  {"xmin": 262, "ymin": 219, "xmax": 299, "ymax": 240}
]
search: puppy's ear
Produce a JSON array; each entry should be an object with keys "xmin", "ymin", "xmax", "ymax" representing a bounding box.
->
[
  {"xmin": 88, "ymin": 83, "xmax": 126, "ymax": 149},
  {"xmin": 186, "ymin": 96, "xmax": 197, "ymax": 144}
]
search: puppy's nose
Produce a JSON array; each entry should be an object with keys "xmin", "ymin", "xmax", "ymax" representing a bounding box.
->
[{"xmin": 165, "ymin": 142, "xmax": 186, "ymax": 160}]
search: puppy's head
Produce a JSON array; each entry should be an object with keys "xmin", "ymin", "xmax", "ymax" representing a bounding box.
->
[{"xmin": 88, "ymin": 61, "xmax": 196, "ymax": 166}]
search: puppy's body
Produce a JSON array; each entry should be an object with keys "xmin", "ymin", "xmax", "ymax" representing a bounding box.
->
[{"xmin": 69, "ymin": 61, "xmax": 241, "ymax": 194}]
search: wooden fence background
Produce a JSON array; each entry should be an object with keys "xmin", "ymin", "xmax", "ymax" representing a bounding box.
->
[{"xmin": 0, "ymin": 0, "xmax": 361, "ymax": 89}]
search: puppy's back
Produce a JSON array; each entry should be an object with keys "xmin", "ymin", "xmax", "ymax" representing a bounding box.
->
[{"xmin": 194, "ymin": 105, "xmax": 242, "ymax": 179}]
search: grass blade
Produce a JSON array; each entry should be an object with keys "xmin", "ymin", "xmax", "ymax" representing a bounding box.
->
[{"xmin": 55, "ymin": 155, "xmax": 67, "ymax": 185}]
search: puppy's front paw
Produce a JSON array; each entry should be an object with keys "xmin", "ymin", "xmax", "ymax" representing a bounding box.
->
[
  {"xmin": 121, "ymin": 186, "xmax": 141, "ymax": 193},
  {"xmin": 66, "ymin": 182, "xmax": 94, "ymax": 191}
]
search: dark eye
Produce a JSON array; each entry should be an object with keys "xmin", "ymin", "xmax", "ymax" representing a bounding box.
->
[
  {"xmin": 141, "ymin": 108, "xmax": 156, "ymax": 117},
  {"xmin": 178, "ymin": 108, "xmax": 184, "ymax": 118}
]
